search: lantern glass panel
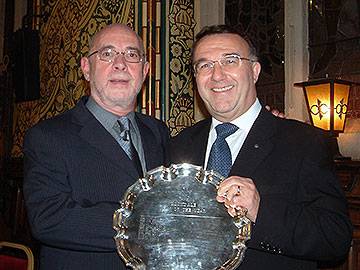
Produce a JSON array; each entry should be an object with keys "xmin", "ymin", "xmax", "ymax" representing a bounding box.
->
[
  {"xmin": 305, "ymin": 83, "xmax": 331, "ymax": 130},
  {"xmin": 333, "ymin": 83, "xmax": 350, "ymax": 131}
]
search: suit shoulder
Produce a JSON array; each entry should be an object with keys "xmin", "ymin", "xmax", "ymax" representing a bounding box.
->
[
  {"xmin": 173, "ymin": 118, "xmax": 210, "ymax": 141},
  {"xmin": 271, "ymin": 117, "xmax": 330, "ymax": 153},
  {"xmin": 136, "ymin": 113, "xmax": 166, "ymax": 126},
  {"xmin": 170, "ymin": 119, "xmax": 211, "ymax": 145},
  {"xmin": 135, "ymin": 113, "xmax": 168, "ymax": 132},
  {"xmin": 277, "ymin": 117, "xmax": 326, "ymax": 138},
  {"xmin": 25, "ymin": 107, "xmax": 77, "ymax": 138},
  {"xmin": 135, "ymin": 113, "xmax": 169, "ymax": 140}
]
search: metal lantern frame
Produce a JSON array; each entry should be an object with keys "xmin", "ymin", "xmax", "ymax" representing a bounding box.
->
[{"xmin": 294, "ymin": 78, "xmax": 352, "ymax": 135}]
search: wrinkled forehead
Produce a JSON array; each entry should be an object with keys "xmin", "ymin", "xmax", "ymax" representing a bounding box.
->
[{"xmin": 194, "ymin": 33, "xmax": 250, "ymax": 60}]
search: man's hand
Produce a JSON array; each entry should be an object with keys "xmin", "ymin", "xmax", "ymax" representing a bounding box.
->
[
  {"xmin": 217, "ymin": 176, "xmax": 260, "ymax": 222},
  {"xmin": 265, "ymin": 105, "xmax": 286, "ymax": 118}
]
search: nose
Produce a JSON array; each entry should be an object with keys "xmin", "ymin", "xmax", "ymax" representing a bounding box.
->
[
  {"xmin": 210, "ymin": 61, "xmax": 226, "ymax": 81},
  {"xmin": 112, "ymin": 53, "xmax": 127, "ymax": 71}
]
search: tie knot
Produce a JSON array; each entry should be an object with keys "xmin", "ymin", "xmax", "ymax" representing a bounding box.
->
[
  {"xmin": 117, "ymin": 116, "xmax": 130, "ymax": 141},
  {"xmin": 117, "ymin": 116, "xmax": 130, "ymax": 131},
  {"xmin": 215, "ymin": 123, "xmax": 238, "ymax": 139}
]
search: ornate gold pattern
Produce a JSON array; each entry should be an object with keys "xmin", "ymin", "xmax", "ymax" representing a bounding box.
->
[
  {"xmin": 167, "ymin": 0, "xmax": 196, "ymax": 136},
  {"xmin": 12, "ymin": 0, "xmax": 135, "ymax": 157},
  {"xmin": 12, "ymin": 0, "xmax": 198, "ymax": 156}
]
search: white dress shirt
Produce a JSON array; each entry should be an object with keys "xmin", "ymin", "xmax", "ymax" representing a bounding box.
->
[{"xmin": 204, "ymin": 98, "xmax": 262, "ymax": 169}]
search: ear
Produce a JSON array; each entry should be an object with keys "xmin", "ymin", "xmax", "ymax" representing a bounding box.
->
[
  {"xmin": 81, "ymin": 57, "xmax": 90, "ymax": 81},
  {"xmin": 252, "ymin": 61, "xmax": 261, "ymax": 83},
  {"xmin": 142, "ymin": 61, "xmax": 150, "ymax": 82},
  {"xmin": 143, "ymin": 61, "xmax": 150, "ymax": 81}
]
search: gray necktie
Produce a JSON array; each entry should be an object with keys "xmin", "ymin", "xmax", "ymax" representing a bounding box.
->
[
  {"xmin": 116, "ymin": 117, "xmax": 132, "ymax": 158},
  {"xmin": 115, "ymin": 116, "xmax": 143, "ymax": 176},
  {"xmin": 206, "ymin": 123, "xmax": 239, "ymax": 177}
]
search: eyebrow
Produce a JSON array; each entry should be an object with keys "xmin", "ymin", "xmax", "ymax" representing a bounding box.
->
[
  {"xmin": 194, "ymin": 52, "xmax": 241, "ymax": 63},
  {"xmin": 126, "ymin": 46, "xmax": 143, "ymax": 53},
  {"xmin": 97, "ymin": 45, "xmax": 143, "ymax": 53}
]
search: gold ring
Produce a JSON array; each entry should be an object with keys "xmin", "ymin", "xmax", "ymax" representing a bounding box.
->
[{"xmin": 235, "ymin": 206, "xmax": 248, "ymax": 217}]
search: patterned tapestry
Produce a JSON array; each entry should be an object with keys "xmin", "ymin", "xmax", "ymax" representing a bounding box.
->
[
  {"xmin": 11, "ymin": 0, "xmax": 197, "ymax": 157},
  {"xmin": 11, "ymin": 0, "xmax": 135, "ymax": 157},
  {"xmin": 167, "ymin": 0, "xmax": 196, "ymax": 136},
  {"xmin": 132, "ymin": 0, "xmax": 196, "ymax": 136}
]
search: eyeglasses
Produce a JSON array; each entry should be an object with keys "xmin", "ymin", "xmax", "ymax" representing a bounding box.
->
[
  {"xmin": 193, "ymin": 54, "xmax": 255, "ymax": 75},
  {"xmin": 88, "ymin": 47, "xmax": 145, "ymax": 63}
]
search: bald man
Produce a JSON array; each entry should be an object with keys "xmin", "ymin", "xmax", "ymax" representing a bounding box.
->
[{"xmin": 23, "ymin": 24, "xmax": 169, "ymax": 270}]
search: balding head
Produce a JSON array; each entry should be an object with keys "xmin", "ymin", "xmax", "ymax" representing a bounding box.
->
[
  {"xmin": 81, "ymin": 23, "xmax": 149, "ymax": 115},
  {"xmin": 89, "ymin": 24, "xmax": 146, "ymax": 59}
]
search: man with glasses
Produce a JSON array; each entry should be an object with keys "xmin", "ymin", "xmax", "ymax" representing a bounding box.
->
[
  {"xmin": 23, "ymin": 24, "xmax": 169, "ymax": 270},
  {"xmin": 170, "ymin": 25, "xmax": 352, "ymax": 269}
]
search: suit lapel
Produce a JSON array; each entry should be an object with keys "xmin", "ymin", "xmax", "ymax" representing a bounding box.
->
[
  {"xmin": 72, "ymin": 99, "xmax": 140, "ymax": 180},
  {"xmin": 187, "ymin": 119, "xmax": 211, "ymax": 167},
  {"xmin": 230, "ymin": 109, "xmax": 277, "ymax": 177},
  {"xmin": 136, "ymin": 116, "xmax": 156, "ymax": 170}
]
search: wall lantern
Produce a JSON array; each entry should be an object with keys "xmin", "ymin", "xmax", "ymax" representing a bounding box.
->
[{"xmin": 294, "ymin": 78, "xmax": 352, "ymax": 160}]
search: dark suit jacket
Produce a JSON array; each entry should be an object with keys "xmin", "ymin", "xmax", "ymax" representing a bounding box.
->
[
  {"xmin": 170, "ymin": 108, "xmax": 352, "ymax": 270},
  {"xmin": 23, "ymin": 97, "xmax": 169, "ymax": 270}
]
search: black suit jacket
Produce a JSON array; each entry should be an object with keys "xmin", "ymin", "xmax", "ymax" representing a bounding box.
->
[
  {"xmin": 23, "ymin": 97, "xmax": 169, "ymax": 270},
  {"xmin": 170, "ymin": 108, "xmax": 352, "ymax": 270}
]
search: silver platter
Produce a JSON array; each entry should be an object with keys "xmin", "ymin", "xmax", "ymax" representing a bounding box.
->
[{"xmin": 113, "ymin": 163, "xmax": 251, "ymax": 270}]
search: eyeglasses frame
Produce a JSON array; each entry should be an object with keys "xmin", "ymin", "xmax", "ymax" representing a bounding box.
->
[
  {"xmin": 193, "ymin": 54, "xmax": 256, "ymax": 75},
  {"xmin": 88, "ymin": 47, "xmax": 146, "ymax": 63}
]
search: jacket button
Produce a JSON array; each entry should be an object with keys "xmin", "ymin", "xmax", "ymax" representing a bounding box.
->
[{"xmin": 260, "ymin": 242, "xmax": 265, "ymax": 249}]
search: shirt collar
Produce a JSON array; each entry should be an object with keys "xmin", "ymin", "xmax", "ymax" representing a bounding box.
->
[
  {"xmin": 211, "ymin": 98, "xmax": 261, "ymax": 132},
  {"xmin": 85, "ymin": 96, "xmax": 135, "ymax": 130}
]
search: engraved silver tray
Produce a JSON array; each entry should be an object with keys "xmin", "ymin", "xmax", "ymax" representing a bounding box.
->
[{"xmin": 113, "ymin": 163, "xmax": 251, "ymax": 270}]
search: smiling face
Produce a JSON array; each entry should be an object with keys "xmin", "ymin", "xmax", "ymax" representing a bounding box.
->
[
  {"xmin": 193, "ymin": 33, "xmax": 261, "ymax": 122},
  {"xmin": 81, "ymin": 24, "xmax": 149, "ymax": 115}
]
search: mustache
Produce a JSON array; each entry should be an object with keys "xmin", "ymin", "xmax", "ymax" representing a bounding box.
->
[{"xmin": 108, "ymin": 74, "xmax": 131, "ymax": 81}]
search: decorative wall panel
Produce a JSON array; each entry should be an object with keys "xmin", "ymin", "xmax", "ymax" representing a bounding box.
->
[
  {"xmin": 11, "ymin": 0, "xmax": 136, "ymax": 157},
  {"xmin": 11, "ymin": 0, "xmax": 197, "ymax": 156},
  {"xmin": 167, "ymin": 0, "xmax": 196, "ymax": 136}
]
